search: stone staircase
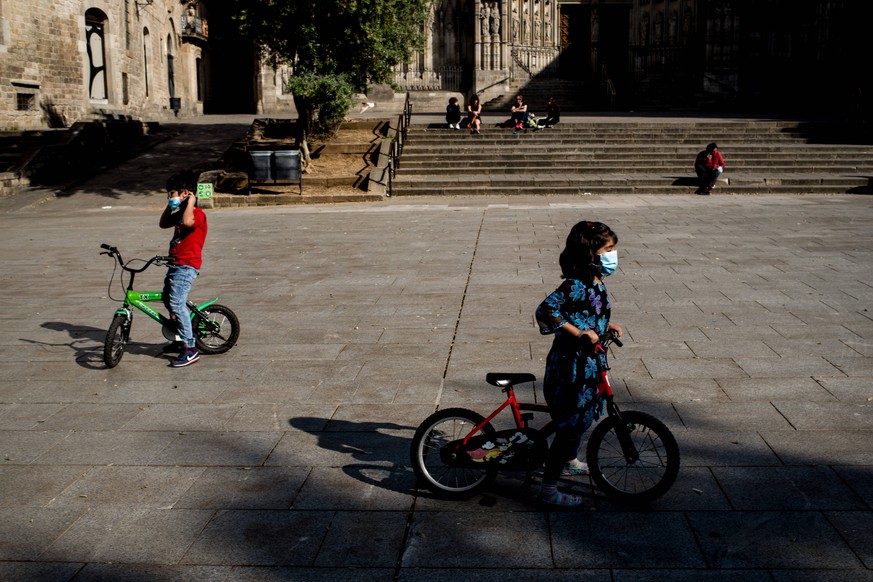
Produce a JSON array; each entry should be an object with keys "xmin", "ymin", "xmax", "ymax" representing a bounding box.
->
[
  {"xmin": 390, "ymin": 120, "xmax": 873, "ymax": 196},
  {"xmin": 482, "ymin": 79, "xmax": 592, "ymax": 112}
]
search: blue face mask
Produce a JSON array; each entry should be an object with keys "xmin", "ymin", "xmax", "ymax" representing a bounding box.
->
[
  {"xmin": 168, "ymin": 196, "xmax": 182, "ymax": 210},
  {"xmin": 599, "ymin": 250, "xmax": 618, "ymax": 277}
]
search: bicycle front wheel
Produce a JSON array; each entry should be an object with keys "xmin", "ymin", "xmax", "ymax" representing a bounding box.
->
[
  {"xmin": 103, "ymin": 313, "xmax": 131, "ymax": 368},
  {"xmin": 193, "ymin": 304, "xmax": 239, "ymax": 354},
  {"xmin": 410, "ymin": 408, "xmax": 497, "ymax": 500},
  {"xmin": 586, "ymin": 410, "xmax": 680, "ymax": 504}
]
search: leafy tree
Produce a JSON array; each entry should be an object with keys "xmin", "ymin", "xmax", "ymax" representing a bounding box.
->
[{"xmin": 231, "ymin": 0, "xmax": 432, "ymax": 169}]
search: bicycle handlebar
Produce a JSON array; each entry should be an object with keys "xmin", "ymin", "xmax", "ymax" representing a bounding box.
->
[
  {"xmin": 100, "ymin": 243, "xmax": 172, "ymax": 272},
  {"xmin": 602, "ymin": 329, "xmax": 623, "ymax": 348}
]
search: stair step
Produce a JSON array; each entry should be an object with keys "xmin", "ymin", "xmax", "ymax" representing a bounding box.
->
[
  {"xmin": 392, "ymin": 120, "xmax": 873, "ymax": 197},
  {"xmin": 390, "ymin": 184, "xmax": 867, "ymax": 196}
]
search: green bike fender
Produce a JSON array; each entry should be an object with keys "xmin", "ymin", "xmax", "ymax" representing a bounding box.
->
[
  {"xmin": 194, "ymin": 298, "xmax": 219, "ymax": 311},
  {"xmin": 114, "ymin": 307, "xmax": 132, "ymax": 318}
]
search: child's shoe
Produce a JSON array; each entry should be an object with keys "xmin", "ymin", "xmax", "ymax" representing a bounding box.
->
[
  {"xmin": 537, "ymin": 488, "xmax": 583, "ymax": 507},
  {"xmin": 561, "ymin": 459, "xmax": 590, "ymax": 476},
  {"xmin": 170, "ymin": 347, "xmax": 200, "ymax": 367}
]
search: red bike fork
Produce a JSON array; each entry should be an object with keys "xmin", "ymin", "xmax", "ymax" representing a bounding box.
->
[{"xmin": 597, "ymin": 369, "xmax": 641, "ymax": 463}]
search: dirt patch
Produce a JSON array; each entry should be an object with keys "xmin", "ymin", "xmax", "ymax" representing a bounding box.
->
[
  {"xmin": 307, "ymin": 152, "xmax": 373, "ymax": 179},
  {"xmin": 217, "ymin": 119, "xmax": 388, "ymax": 199}
]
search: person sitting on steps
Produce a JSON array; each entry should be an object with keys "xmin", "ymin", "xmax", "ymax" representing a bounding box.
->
[
  {"xmin": 694, "ymin": 142, "xmax": 725, "ymax": 195},
  {"xmin": 510, "ymin": 95, "xmax": 528, "ymax": 134},
  {"xmin": 538, "ymin": 97, "xmax": 561, "ymax": 129},
  {"xmin": 467, "ymin": 95, "xmax": 482, "ymax": 135},
  {"xmin": 446, "ymin": 97, "xmax": 462, "ymax": 130}
]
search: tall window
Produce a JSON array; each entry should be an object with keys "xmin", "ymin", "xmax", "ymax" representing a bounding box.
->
[
  {"xmin": 85, "ymin": 9, "xmax": 108, "ymax": 101},
  {"xmin": 166, "ymin": 34, "xmax": 176, "ymax": 98},
  {"xmin": 124, "ymin": 0, "xmax": 131, "ymax": 49},
  {"xmin": 143, "ymin": 28, "xmax": 151, "ymax": 97}
]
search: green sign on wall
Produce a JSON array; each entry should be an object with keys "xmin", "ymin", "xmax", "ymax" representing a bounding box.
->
[{"xmin": 197, "ymin": 182, "xmax": 214, "ymax": 200}]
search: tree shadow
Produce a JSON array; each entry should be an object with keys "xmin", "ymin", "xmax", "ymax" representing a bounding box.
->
[
  {"xmin": 56, "ymin": 120, "xmax": 255, "ymax": 199},
  {"xmin": 289, "ymin": 416, "xmax": 418, "ymax": 495}
]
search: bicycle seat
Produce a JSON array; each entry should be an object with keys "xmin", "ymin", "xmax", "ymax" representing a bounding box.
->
[{"xmin": 486, "ymin": 372, "xmax": 536, "ymax": 388}]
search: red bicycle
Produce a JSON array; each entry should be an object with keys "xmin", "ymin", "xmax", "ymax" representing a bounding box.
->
[{"xmin": 410, "ymin": 331, "xmax": 680, "ymax": 504}]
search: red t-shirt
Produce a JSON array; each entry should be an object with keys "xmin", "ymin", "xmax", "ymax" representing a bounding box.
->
[{"xmin": 169, "ymin": 207, "xmax": 207, "ymax": 269}]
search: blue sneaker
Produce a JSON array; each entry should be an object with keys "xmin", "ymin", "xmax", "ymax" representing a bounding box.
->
[{"xmin": 170, "ymin": 347, "xmax": 200, "ymax": 367}]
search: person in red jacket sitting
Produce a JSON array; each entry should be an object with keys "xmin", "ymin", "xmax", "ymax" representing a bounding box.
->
[{"xmin": 694, "ymin": 142, "xmax": 725, "ymax": 195}]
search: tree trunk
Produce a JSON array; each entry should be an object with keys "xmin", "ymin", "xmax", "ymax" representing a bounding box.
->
[{"xmin": 293, "ymin": 94, "xmax": 314, "ymax": 172}]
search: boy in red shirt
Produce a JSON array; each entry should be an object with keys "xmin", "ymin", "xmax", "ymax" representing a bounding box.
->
[{"xmin": 159, "ymin": 172, "xmax": 208, "ymax": 367}]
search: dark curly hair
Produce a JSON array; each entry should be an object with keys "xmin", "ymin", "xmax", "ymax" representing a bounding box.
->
[
  {"xmin": 165, "ymin": 169, "xmax": 198, "ymax": 193},
  {"xmin": 559, "ymin": 220, "xmax": 618, "ymax": 280}
]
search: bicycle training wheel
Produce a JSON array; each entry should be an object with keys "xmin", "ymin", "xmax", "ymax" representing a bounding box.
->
[
  {"xmin": 193, "ymin": 304, "xmax": 239, "ymax": 354},
  {"xmin": 103, "ymin": 314, "xmax": 131, "ymax": 368},
  {"xmin": 586, "ymin": 410, "xmax": 680, "ymax": 504},
  {"xmin": 410, "ymin": 408, "xmax": 497, "ymax": 500}
]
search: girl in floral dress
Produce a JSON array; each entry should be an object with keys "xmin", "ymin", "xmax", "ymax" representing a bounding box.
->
[{"xmin": 535, "ymin": 220, "xmax": 623, "ymax": 506}]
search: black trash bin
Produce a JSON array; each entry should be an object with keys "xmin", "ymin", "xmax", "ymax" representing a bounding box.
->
[
  {"xmin": 169, "ymin": 97, "xmax": 181, "ymax": 116},
  {"xmin": 249, "ymin": 151, "xmax": 273, "ymax": 182},
  {"xmin": 273, "ymin": 150, "xmax": 302, "ymax": 193}
]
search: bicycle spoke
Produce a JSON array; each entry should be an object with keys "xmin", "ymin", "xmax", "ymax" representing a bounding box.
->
[
  {"xmin": 588, "ymin": 411, "xmax": 679, "ymax": 501},
  {"xmin": 411, "ymin": 409, "xmax": 497, "ymax": 499}
]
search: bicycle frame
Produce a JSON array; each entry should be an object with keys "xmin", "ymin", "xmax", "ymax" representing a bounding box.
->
[
  {"xmin": 412, "ymin": 329, "xmax": 680, "ymax": 502},
  {"xmin": 461, "ymin": 333, "xmax": 637, "ymax": 462},
  {"xmin": 461, "ymin": 386, "xmax": 551, "ymax": 446},
  {"xmin": 102, "ymin": 244, "xmax": 218, "ymax": 328},
  {"xmin": 116, "ymin": 289, "xmax": 218, "ymax": 327}
]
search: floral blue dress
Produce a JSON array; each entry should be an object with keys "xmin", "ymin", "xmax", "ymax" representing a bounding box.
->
[{"xmin": 535, "ymin": 277, "xmax": 611, "ymax": 433}]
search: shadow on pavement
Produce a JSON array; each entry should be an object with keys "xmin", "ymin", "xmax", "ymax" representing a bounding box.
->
[{"xmin": 289, "ymin": 416, "xmax": 416, "ymax": 495}]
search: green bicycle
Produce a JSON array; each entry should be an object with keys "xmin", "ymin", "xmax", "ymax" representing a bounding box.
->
[{"xmin": 100, "ymin": 243, "xmax": 240, "ymax": 368}]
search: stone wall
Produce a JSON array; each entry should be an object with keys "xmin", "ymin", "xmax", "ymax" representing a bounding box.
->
[{"xmin": 0, "ymin": 0, "xmax": 205, "ymax": 130}]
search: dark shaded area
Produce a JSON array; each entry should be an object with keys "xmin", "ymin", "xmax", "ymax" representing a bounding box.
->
[{"xmin": 1, "ymin": 114, "xmax": 164, "ymax": 189}]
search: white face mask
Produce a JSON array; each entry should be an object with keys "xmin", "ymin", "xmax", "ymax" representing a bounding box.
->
[{"xmin": 599, "ymin": 250, "xmax": 618, "ymax": 276}]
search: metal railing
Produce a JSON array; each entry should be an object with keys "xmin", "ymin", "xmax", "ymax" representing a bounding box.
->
[
  {"xmin": 385, "ymin": 93, "xmax": 413, "ymax": 196},
  {"xmin": 602, "ymin": 64, "xmax": 617, "ymax": 110},
  {"xmin": 393, "ymin": 66, "xmax": 462, "ymax": 92},
  {"xmin": 509, "ymin": 46, "xmax": 560, "ymax": 81}
]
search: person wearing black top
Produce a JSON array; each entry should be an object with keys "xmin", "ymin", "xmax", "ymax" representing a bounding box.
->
[
  {"xmin": 510, "ymin": 95, "xmax": 528, "ymax": 129},
  {"xmin": 538, "ymin": 97, "xmax": 561, "ymax": 128}
]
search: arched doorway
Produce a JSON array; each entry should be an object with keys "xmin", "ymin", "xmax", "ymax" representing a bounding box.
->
[
  {"xmin": 166, "ymin": 33, "xmax": 176, "ymax": 100},
  {"xmin": 85, "ymin": 8, "xmax": 109, "ymax": 101}
]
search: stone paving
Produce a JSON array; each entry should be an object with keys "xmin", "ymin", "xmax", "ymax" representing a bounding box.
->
[{"xmin": 0, "ymin": 116, "xmax": 872, "ymax": 581}]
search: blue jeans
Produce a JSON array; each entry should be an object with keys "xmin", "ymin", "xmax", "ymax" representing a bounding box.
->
[
  {"xmin": 163, "ymin": 265, "xmax": 199, "ymax": 348},
  {"xmin": 696, "ymin": 165, "xmax": 723, "ymax": 189}
]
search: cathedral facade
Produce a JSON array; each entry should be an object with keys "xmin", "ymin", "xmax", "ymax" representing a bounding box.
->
[
  {"xmin": 394, "ymin": 0, "xmax": 870, "ymax": 113},
  {"xmin": 2, "ymin": 1, "xmax": 868, "ymax": 130}
]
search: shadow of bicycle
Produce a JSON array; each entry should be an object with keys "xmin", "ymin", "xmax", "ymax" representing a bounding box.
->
[
  {"xmin": 28, "ymin": 321, "xmax": 168, "ymax": 370},
  {"xmin": 286, "ymin": 415, "xmax": 593, "ymax": 506}
]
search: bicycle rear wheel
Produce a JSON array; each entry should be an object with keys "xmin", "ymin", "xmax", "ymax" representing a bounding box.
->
[
  {"xmin": 586, "ymin": 410, "xmax": 680, "ymax": 504},
  {"xmin": 103, "ymin": 313, "xmax": 131, "ymax": 368},
  {"xmin": 193, "ymin": 304, "xmax": 239, "ymax": 354},
  {"xmin": 410, "ymin": 408, "xmax": 497, "ymax": 500}
]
